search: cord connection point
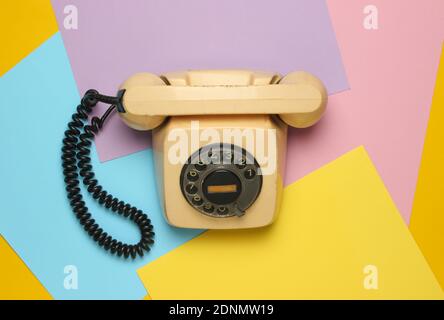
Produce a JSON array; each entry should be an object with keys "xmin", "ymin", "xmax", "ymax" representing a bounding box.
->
[{"xmin": 116, "ymin": 89, "xmax": 126, "ymax": 113}]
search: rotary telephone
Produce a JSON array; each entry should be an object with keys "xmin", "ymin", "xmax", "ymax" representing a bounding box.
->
[{"xmin": 62, "ymin": 70, "xmax": 327, "ymax": 259}]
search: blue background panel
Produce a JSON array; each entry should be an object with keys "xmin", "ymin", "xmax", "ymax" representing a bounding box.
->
[{"xmin": 0, "ymin": 33, "xmax": 203, "ymax": 299}]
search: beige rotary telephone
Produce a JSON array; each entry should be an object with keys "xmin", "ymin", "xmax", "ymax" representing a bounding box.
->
[{"xmin": 62, "ymin": 69, "xmax": 327, "ymax": 258}]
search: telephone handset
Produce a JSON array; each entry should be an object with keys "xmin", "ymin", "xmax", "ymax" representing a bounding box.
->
[{"xmin": 62, "ymin": 70, "xmax": 327, "ymax": 259}]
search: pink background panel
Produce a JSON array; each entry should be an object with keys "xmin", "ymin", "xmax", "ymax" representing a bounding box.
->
[{"xmin": 285, "ymin": 0, "xmax": 444, "ymax": 223}]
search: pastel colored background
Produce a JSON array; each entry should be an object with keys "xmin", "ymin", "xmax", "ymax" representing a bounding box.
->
[
  {"xmin": 1, "ymin": 0, "xmax": 444, "ymax": 299},
  {"xmin": 0, "ymin": 34, "xmax": 202, "ymax": 299},
  {"xmin": 287, "ymin": 0, "xmax": 444, "ymax": 223},
  {"xmin": 50, "ymin": 0, "xmax": 349, "ymax": 162},
  {"xmin": 0, "ymin": 0, "xmax": 57, "ymax": 76},
  {"xmin": 48, "ymin": 0, "xmax": 444, "ymax": 223},
  {"xmin": 410, "ymin": 45, "xmax": 444, "ymax": 290},
  {"xmin": 138, "ymin": 148, "xmax": 443, "ymax": 299},
  {"xmin": 0, "ymin": 236, "xmax": 51, "ymax": 300}
]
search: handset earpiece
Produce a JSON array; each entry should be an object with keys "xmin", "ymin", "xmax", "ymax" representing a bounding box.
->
[
  {"xmin": 277, "ymin": 71, "xmax": 327, "ymax": 128},
  {"xmin": 119, "ymin": 73, "xmax": 168, "ymax": 130}
]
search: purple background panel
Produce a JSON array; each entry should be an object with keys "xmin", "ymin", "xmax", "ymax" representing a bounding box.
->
[{"xmin": 51, "ymin": 0, "xmax": 348, "ymax": 162}]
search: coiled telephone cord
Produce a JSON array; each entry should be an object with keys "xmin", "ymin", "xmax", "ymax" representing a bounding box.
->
[{"xmin": 61, "ymin": 90, "xmax": 154, "ymax": 259}]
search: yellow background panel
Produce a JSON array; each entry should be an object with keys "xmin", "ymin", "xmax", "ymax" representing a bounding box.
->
[
  {"xmin": 0, "ymin": 0, "xmax": 58, "ymax": 76},
  {"xmin": 410, "ymin": 44, "xmax": 444, "ymax": 290},
  {"xmin": 138, "ymin": 147, "xmax": 443, "ymax": 299},
  {"xmin": 0, "ymin": 235, "xmax": 52, "ymax": 299}
]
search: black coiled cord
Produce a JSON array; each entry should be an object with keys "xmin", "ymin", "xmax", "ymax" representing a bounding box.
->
[{"xmin": 61, "ymin": 89, "xmax": 154, "ymax": 259}]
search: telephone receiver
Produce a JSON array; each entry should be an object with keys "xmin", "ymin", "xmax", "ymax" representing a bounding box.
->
[
  {"xmin": 118, "ymin": 70, "xmax": 327, "ymax": 131},
  {"xmin": 62, "ymin": 70, "xmax": 327, "ymax": 259}
]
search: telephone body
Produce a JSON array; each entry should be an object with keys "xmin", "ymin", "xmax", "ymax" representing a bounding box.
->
[{"xmin": 117, "ymin": 70, "xmax": 327, "ymax": 229}]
